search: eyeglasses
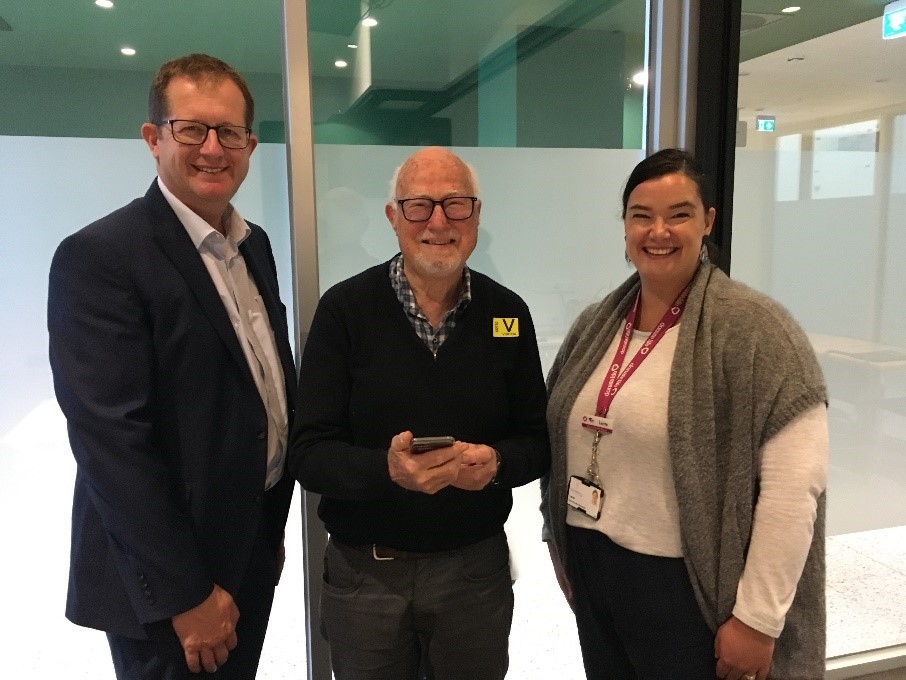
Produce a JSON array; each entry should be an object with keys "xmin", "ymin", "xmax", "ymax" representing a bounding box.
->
[
  {"xmin": 159, "ymin": 119, "xmax": 252, "ymax": 149},
  {"xmin": 397, "ymin": 196, "xmax": 478, "ymax": 222}
]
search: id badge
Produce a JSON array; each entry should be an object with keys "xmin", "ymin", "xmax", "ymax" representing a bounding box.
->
[
  {"xmin": 567, "ymin": 475, "xmax": 603, "ymax": 520},
  {"xmin": 580, "ymin": 414, "xmax": 613, "ymax": 433}
]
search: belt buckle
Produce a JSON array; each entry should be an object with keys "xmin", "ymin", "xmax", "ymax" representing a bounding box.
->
[{"xmin": 372, "ymin": 544, "xmax": 395, "ymax": 561}]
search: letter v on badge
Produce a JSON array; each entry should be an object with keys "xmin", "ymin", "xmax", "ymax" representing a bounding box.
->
[{"xmin": 493, "ymin": 317, "xmax": 519, "ymax": 337}]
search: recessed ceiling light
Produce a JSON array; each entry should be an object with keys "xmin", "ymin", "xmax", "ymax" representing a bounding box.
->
[
  {"xmin": 121, "ymin": 47, "xmax": 136, "ymax": 56},
  {"xmin": 781, "ymin": 6, "xmax": 801, "ymax": 13},
  {"xmin": 95, "ymin": 0, "xmax": 114, "ymax": 8},
  {"xmin": 362, "ymin": 17, "xmax": 378, "ymax": 27},
  {"xmin": 347, "ymin": 44, "xmax": 358, "ymax": 49},
  {"xmin": 335, "ymin": 59, "xmax": 348, "ymax": 68}
]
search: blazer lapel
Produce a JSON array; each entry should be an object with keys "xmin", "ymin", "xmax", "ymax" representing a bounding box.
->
[{"xmin": 145, "ymin": 182, "xmax": 257, "ymax": 387}]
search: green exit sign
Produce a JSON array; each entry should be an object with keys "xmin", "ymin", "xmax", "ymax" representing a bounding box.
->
[
  {"xmin": 756, "ymin": 115, "xmax": 776, "ymax": 132},
  {"xmin": 884, "ymin": 1, "xmax": 906, "ymax": 40}
]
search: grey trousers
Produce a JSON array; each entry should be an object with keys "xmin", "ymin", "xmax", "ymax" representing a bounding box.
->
[{"xmin": 321, "ymin": 532, "xmax": 513, "ymax": 680}]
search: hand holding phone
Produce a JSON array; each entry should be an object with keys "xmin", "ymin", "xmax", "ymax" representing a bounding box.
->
[{"xmin": 388, "ymin": 432, "xmax": 462, "ymax": 494}]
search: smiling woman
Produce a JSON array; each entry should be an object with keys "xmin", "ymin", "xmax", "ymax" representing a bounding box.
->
[
  {"xmin": 621, "ymin": 152, "xmax": 715, "ymax": 327},
  {"xmin": 543, "ymin": 149, "xmax": 829, "ymax": 680}
]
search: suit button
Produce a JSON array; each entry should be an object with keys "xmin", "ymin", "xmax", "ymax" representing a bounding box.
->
[{"xmin": 256, "ymin": 430, "xmax": 267, "ymax": 440}]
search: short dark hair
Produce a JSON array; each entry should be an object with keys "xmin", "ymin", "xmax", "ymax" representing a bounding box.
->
[
  {"xmin": 148, "ymin": 53, "xmax": 255, "ymax": 127},
  {"xmin": 621, "ymin": 148, "xmax": 714, "ymax": 218}
]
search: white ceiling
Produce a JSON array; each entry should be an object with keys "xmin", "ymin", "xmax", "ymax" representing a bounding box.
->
[{"xmin": 738, "ymin": 16, "xmax": 906, "ymax": 132}]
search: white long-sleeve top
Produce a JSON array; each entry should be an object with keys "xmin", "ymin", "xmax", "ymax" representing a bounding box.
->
[{"xmin": 565, "ymin": 325, "xmax": 827, "ymax": 637}]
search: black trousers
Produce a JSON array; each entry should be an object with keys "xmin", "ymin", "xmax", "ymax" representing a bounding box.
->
[
  {"xmin": 107, "ymin": 525, "xmax": 278, "ymax": 680},
  {"xmin": 566, "ymin": 525, "xmax": 716, "ymax": 680}
]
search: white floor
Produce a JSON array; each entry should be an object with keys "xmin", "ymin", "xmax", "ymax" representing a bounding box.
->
[
  {"xmin": 827, "ymin": 527, "xmax": 906, "ymax": 659},
  {"xmin": 2, "ymin": 400, "xmax": 905, "ymax": 678}
]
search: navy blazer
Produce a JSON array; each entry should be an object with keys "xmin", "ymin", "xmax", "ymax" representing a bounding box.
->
[{"xmin": 48, "ymin": 180, "xmax": 296, "ymax": 639}]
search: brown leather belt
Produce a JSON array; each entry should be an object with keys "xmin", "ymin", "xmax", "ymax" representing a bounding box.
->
[{"xmin": 335, "ymin": 539, "xmax": 458, "ymax": 561}]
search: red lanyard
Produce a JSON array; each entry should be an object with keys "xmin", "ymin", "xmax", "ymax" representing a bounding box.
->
[{"xmin": 594, "ymin": 284, "xmax": 691, "ymax": 418}]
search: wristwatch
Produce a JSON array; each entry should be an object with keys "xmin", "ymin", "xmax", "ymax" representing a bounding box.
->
[{"xmin": 486, "ymin": 448, "xmax": 502, "ymax": 487}]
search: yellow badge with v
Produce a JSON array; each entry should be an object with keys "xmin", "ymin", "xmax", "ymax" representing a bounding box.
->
[{"xmin": 493, "ymin": 317, "xmax": 519, "ymax": 337}]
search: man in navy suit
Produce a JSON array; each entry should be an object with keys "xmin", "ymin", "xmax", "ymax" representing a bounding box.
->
[{"xmin": 48, "ymin": 54, "xmax": 296, "ymax": 679}]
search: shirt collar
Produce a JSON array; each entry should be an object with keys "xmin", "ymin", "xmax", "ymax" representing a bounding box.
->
[
  {"xmin": 389, "ymin": 253, "xmax": 472, "ymax": 317},
  {"xmin": 157, "ymin": 176, "xmax": 250, "ymax": 253}
]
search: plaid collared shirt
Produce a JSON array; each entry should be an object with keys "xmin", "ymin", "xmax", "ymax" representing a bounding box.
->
[{"xmin": 390, "ymin": 253, "xmax": 471, "ymax": 356}]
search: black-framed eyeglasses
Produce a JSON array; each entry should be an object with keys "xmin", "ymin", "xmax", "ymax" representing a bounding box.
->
[
  {"xmin": 158, "ymin": 119, "xmax": 252, "ymax": 149},
  {"xmin": 397, "ymin": 196, "xmax": 478, "ymax": 222}
]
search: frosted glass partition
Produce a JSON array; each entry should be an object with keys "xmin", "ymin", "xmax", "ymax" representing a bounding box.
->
[
  {"xmin": 812, "ymin": 121, "xmax": 879, "ymax": 200},
  {"xmin": 0, "ymin": 136, "xmax": 293, "ymax": 400},
  {"xmin": 735, "ymin": 144, "xmax": 906, "ymax": 661},
  {"xmin": 775, "ymin": 134, "xmax": 802, "ymax": 203},
  {"xmin": 313, "ymin": 145, "xmax": 645, "ymax": 374},
  {"xmin": 0, "ymin": 136, "xmax": 299, "ymax": 677},
  {"xmin": 732, "ymin": 147, "xmax": 906, "ymax": 538}
]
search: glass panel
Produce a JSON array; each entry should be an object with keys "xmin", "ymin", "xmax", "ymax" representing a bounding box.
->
[
  {"xmin": 307, "ymin": 1, "xmax": 647, "ymax": 676},
  {"xmin": 812, "ymin": 120, "xmax": 878, "ymax": 199},
  {"xmin": 734, "ymin": 1, "xmax": 906, "ymax": 664},
  {"xmin": 310, "ymin": 0, "xmax": 646, "ymax": 149},
  {"xmin": 0, "ymin": 3, "xmax": 302, "ymax": 676},
  {"xmin": 775, "ymin": 133, "xmax": 802, "ymax": 201}
]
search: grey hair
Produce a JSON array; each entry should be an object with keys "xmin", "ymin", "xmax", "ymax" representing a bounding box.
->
[{"xmin": 386, "ymin": 157, "xmax": 481, "ymax": 205}]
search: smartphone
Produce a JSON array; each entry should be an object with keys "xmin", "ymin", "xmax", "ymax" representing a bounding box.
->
[{"xmin": 410, "ymin": 436, "xmax": 455, "ymax": 453}]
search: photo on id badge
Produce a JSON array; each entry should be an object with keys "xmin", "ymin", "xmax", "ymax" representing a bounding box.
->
[{"xmin": 568, "ymin": 475, "xmax": 603, "ymax": 520}]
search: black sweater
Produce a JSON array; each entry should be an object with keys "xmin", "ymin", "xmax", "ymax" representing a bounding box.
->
[{"xmin": 289, "ymin": 260, "xmax": 550, "ymax": 551}]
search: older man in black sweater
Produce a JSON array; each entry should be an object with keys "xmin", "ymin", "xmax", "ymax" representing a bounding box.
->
[{"xmin": 289, "ymin": 146, "xmax": 550, "ymax": 680}]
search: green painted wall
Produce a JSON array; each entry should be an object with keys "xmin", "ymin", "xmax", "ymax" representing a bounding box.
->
[{"xmin": 0, "ymin": 65, "xmax": 285, "ymax": 141}]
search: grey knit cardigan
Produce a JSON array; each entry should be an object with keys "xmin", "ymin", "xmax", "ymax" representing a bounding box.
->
[{"xmin": 542, "ymin": 263, "xmax": 828, "ymax": 679}]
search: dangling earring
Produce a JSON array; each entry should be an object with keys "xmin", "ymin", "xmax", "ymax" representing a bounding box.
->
[{"xmin": 699, "ymin": 241, "xmax": 709, "ymax": 263}]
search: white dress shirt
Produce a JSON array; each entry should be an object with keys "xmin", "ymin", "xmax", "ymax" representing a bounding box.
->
[{"xmin": 158, "ymin": 178, "xmax": 288, "ymax": 489}]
